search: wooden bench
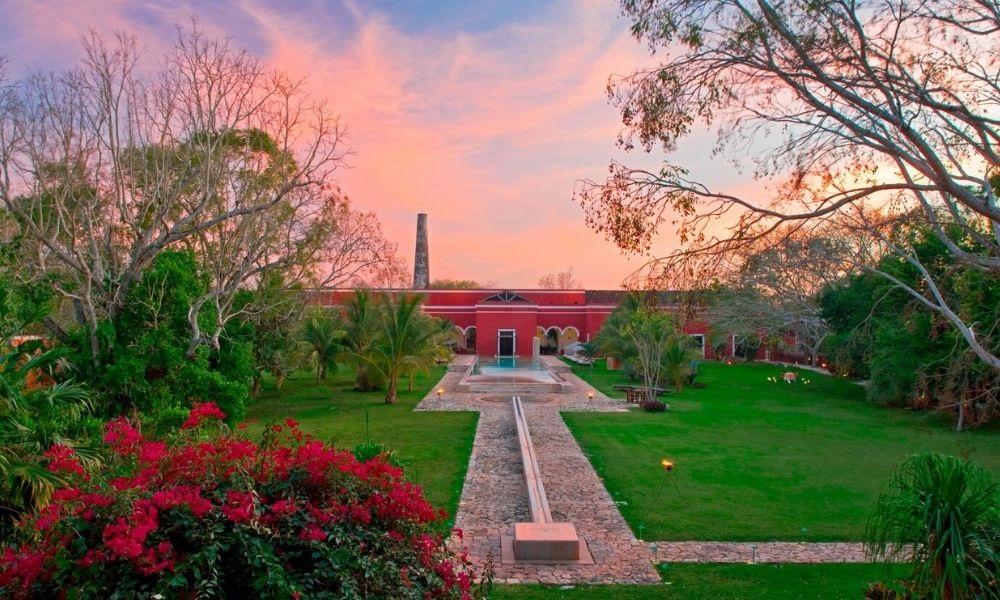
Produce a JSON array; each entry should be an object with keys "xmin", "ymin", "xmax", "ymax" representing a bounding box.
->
[{"xmin": 615, "ymin": 383, "xmax": 669, "ymax": 393}]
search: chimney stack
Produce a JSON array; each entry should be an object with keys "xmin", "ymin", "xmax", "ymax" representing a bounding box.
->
[{"xmin": 413, "ymin": 213, "xmax": 430, "ymax": 289}]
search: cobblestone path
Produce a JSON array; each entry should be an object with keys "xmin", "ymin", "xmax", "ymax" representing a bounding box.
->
[
  {"xmin": 417, "ymin": 362, "xmax": 871, "ymax": 585},
  {"xmin": 653, "ymin": 541, "xmax": 867, "ymax": 563}
]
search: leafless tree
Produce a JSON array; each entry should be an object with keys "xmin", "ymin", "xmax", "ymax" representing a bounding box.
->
[
  {"xmin": 183, "ymin": 190, "xmax": 404, "ymax": 355},
  {"xmin": 538, "ymin": 266, "xmax": 582, "ymax": 289},
  {"xmin": 0, "ymin": 27, "xmax": 398, "ymax": 365},
  {"xmin": 707, "ymin": 225, "xmax": 853, "ymax": 364},
  {"xmin": 577, "ymin": 0, "xmax": 1000, "ymax": 370},
  {"xmin": 430, "ymin": 279, "xmax": 495, "ymax": 289}
]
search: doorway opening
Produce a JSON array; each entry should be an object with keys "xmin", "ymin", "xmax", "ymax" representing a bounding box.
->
[{"xmin": 497, "ymin": 329, "xmax": 516, "ymax": 356}]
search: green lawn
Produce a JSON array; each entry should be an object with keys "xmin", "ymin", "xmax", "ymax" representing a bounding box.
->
[
  {"xmin": 244, "ymin": 367, "xmax": 478, "ymax": 524},
  {"xmin": 565, "ymin": 360, "xmax": 1000, "ymax": 541},
  {"xmin": 492, "ymin": 563, "xmax": 900, "ymax": 599}
]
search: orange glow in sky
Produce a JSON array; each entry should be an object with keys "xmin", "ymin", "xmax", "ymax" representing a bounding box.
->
[{"xmin": 0, "ymin": 0, "xmax": 758, "ymax": 288}]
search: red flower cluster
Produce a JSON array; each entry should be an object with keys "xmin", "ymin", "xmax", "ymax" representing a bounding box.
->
[
  {"xmin": 1, "ymin": 405, "xmax": 479, "ymax": 599},
  {"xmin": 42, "ymin": 444, "xmax": 85, "ymax": 478},
  {"xmin": 103, "ymin": 417, "xmax": 142, "ymax": 453},
  {"xmin": 180, "ymin": 401, "xmax": 227, "ymax": 429}
]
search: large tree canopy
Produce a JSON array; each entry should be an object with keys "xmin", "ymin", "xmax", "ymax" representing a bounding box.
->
[
  {"xmin": 0, "ymin": 28, "xmax": 407, "ymax": 368},
  {"xmin": 578, "ymin": 0, "xmax": 1000, "ymax": 369}
]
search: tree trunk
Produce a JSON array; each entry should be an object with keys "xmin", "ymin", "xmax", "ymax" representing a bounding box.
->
[
  {"xmin": 275, "ymin": 372, "xmax": 286, "ymax": 390},
  {"xmin": 385, "ymin": 379, "xmax": 397, "ymax": 405},
  {"xmin": 87, "ymin": 325, "xmax": 101, "ymax": 369},
  {"xmin": 251, "ymin": 376, "xmax": 262, "ymax": 396},
  {"xmin": 41, "ymin": 317, "xmax": 72, "ymax": 345}
]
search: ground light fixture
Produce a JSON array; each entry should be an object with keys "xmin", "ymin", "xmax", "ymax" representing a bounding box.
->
[
  {"xmin": 437, "ymin": 387, "xmax": 444, "ymax": 398},
  {"xmin": 587, "ymin": 390, "xmax": 595, "ymax": 403}
]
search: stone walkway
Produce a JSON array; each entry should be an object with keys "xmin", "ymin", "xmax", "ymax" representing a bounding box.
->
[
  {"xmin": 653, "ymin": 541, "xmax": 866, "ymax": 563},
  {"xmin": 417, "ymin": 363, "xmax": 870, "ymax": 584}
]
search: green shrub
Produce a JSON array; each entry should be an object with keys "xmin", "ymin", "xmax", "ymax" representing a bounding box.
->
[
  {"xmin": 640, "ymin": 399, "xmax": 668, "ymax": 412},
  {"xmin": 1, "ymin": 404, "xmax": 481, "ymax": 599},
  {"xmin": 353, "ymin": 439, "xmax": 404, "ymax": 469}
]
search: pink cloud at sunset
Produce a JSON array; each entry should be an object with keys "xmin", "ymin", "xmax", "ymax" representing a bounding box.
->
[{"xmin": 0, "ymin": 0, "xmax": 764, "ymax": 288}]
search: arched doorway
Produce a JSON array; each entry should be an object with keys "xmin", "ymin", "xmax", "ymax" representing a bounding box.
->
[
  {"xmin": 465, "ymin": 326, "xmax": 477, "ymax": 353},
  {"xmin": 543, "ymin": 327, "xmax": 560, "ymax": 355}
]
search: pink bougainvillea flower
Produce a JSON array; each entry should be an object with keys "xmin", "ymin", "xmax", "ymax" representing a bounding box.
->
[{"xmin": 181, "ymin": 401, "xmax": 227, "ymax": 429}]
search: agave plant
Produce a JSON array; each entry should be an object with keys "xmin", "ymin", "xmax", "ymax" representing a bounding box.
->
[{"xmin": 865, "ymin": 452, "xmax": 1000, "ymax": 600}]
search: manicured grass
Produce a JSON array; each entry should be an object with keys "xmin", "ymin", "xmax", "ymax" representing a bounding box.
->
[
  {"xmin": 565, "ymin": 360, "xmax": 1000, "ymax": 541},
  {"xmin": 492, "ymin": 563, "xmax": 900, "ymax": 599},
  {"xmin": 244, "ymin": 367, "xmax": 477, "ymax": 524}
]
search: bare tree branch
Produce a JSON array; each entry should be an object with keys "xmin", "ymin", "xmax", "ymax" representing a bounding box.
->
[{"xmin": 579, "ymin": 0, "xmax": 1000, "ymax": 370}]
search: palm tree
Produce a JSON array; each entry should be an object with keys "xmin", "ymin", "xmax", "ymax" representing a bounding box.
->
[
  {"xmin": 365, "ymin": 293, "xmax": 448, "ymax": 405},
  {"xmin": 595, "ymin": 293, "xmax": 642, "ymax": 365},
  {"xmin": 1, "ymin": 342, "xmax": 95, "ymax": 534},
  {"xmin": 341, "ymin": 289, "xmax": 384, "ymax": 391},
  {"xmin": 865, "ymin": 452, "xmax": 1000, "ymax": 600},
  {"xmin": 301, "ymin": 311, "xmax": 345, "ymax": 385},
  {"xmin": 661, "ymin": 333, "xmax": 700, "ymax": 393}
]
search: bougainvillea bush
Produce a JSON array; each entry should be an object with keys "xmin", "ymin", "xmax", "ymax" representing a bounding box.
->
[{"xmin": 0, "ymin": 403, "xmax": 480, "ymax": 599}]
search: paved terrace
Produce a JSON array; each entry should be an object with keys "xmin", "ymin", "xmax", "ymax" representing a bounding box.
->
[{"xmin": 417, "ymin": 357, "xmax": 867, "ymax": 585}]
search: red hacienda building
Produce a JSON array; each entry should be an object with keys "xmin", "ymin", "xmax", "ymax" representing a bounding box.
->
[
  {"xmin": 313, "ymin": 215, "xmax": 810, "ymax": 363},
  {"xmin": 319, "ymin": 288, "xmax": 721, "ymax": 359}
]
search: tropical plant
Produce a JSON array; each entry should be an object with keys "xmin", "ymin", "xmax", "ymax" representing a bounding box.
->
[
  {"xmin": 301, "ymin": 309, "xmax": 345, "ymax": 385},
  {"xmin": 341, "ymin": 289, "xmax": 385, "ymax": 391},
  {"xmin": 0, "ymin": 405, "xmax": 481, "ymax": 599},
  {"xmin": 579, "ymin": 341, "xmax": 599, "ymax": 367},
  {"xmin": 595, "ymin": 293, "xmax": 644, "ymax": 368},
  {"xmin": 662, "ymin": 333, "xmax": 699, "ymax": 393},
  {"xmin": 0, "ymin": 341, "xmax": 95, "ymax": 536},
  {"xmin": 363, "ymin": 294, "xmax": 449, "ymax": 405},
  {"xmin": 865, "ymin": 452, "xmax": 1000, "ymax": 600},
  {"xmin": 352, "ymin": 439, "xmax": 404, "ymax": 469}
]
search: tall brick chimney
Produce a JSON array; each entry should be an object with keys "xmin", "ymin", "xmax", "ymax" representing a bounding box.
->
[{"xmin": 413, "ymin": 213, "xmax": 430, "ymax": 289}]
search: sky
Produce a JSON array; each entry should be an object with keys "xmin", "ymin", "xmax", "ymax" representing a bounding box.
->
[{"xmin": 0, "ymin": 0, "xmax": 752, "ymax": 289}]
